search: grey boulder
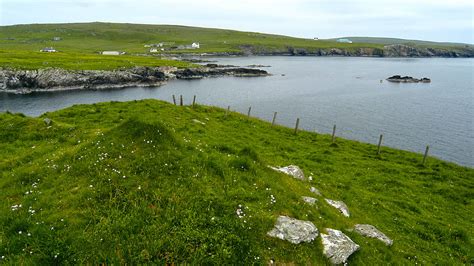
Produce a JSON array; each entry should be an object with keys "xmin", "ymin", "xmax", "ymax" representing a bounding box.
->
[
  {"xmin": 354, "ymin": 224, "xmax": 393, "ymax": 246},
  {"xmin": 267, "ymin": 216, "xmax": 319, "ymax": 244},
  {"xmin": 325, "ymin": 199, "xmax": 350, "ymax": 217},
  {"xmin": 321, "ymin": 228, "xmax": 360, "ymax": 264},
  {"xmin": 310, "ymin": 186, "xmax": 322, "ymax": 196},
  {"xmin": 302, "ymin": 196, "xmax": 318, "ymax": 205},
  {"xmin": 270, "ymin": 165, "xmax": 306, "ymax": 181}
]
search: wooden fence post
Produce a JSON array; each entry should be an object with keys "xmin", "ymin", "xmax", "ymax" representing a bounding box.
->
[
  {"xmin": 422, "ymin": 145, "xmax": 430, "ymax": 165},
  {"xmin": 172, "ymin": 95, "xmax": 176, "ymax": 105},
  {"xmin": 332, "ymin": 125, "xmax": 337, "ymax": 143},
  {"xmin": 377, "ymin": 134, "xmax": 383, "ymax": 155},
  {"xmin": 180, "ymin": 95, "xmax": 183, "ymax": 106},
  {"xmin": 294, "ymin": 118, "xmax": 300, "ymax": 135},
  {"xmin": 271, "ymin": 112, "xmax": 277, "ymax": 127},
  {"xmin": 247, "ymin": 107, "xmax": 252, "ymax": 118},
  {"xmin": 192, "ymin": 95, "xmax": 196, "ymax": 107},
  {"xmin": 225, "ymin": 106, "xmax": 230, "ymax": 117}
]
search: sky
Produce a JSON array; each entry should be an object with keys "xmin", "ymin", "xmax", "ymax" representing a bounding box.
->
[{"xmin": 1, "ymin": 0, "xmax": 473, "ymax": 43}]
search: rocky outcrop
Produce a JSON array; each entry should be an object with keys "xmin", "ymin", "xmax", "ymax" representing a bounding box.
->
[
  {"xmin": 325, "ymin": 199, "xmax": 351, "ymax": 217},
  {"xmin": 270, "ymin": 165, "xmax": 306, "ymax": 181},
  {"xmin": 321, "ymin": 228, "xmax": 360, "ymax": 264},
  {"xmin": 267, "ymin": 216, "xmax": 319, "ymax": 244},
  {"xmin": 386, "ymin": 75, "xmax": 431, "ymax": 83},
  {"xmin": 301, "ymin": 196, "xmax": 317, "ymax": 205},
  {"xmin": 0, "ymin": 66, "xmax": 269, "ymax": 94},
  {"xmin": 310, "ymin": 187, "xmax": 322, "ymax": 196},
  {"xmin": 354, "ymin": 224, "xmax": 393, "ymax": 246}
]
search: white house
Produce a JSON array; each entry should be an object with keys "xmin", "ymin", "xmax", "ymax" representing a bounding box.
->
[
  {"xmin": 336, "ymin": 38, "xmax": 353, "ymax": 44},
  {"xmin": 149, "ymin": 48, "xmax": 158, "ymax": 53},
  {"xmin": 40, "ymin": 47, "xmax": 57, "ymax": 52},
  {"xmin": 101, "ymin": 51, "xmax": 124, "ymax": 55},
  {"xmin": 53, "ymin": 37, "xmax": 61, "ymax": 41},
  {"xmin": 191, "ymin": 42, "xmax": 200, "ymax": 49}
]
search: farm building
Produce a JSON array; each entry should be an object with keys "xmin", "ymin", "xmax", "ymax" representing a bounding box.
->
[
  {"xmin": 101, "ymin": 51, "xmax": 125, "ymax": 55},
  {"xmin": 336, "ymin": 38, "xmax": 353, "ymax": 43},
  {"xmin": 40, "ymin": 47, "xmax": 57, "ymax": 52}
]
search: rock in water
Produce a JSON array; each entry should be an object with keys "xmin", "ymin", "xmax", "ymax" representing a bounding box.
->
[
  {"xmin": 354, "ymin": 224, "xmax": 393, "ymax": 246},
  {"xmin": 310, "ymin": 186, "xmax": 322, "ymax": 196},
  {"xmin": 267, "ymin": 216, "xmax": 319, "ymax": 244},
  {"xmin": 270, "ymin": 165, "xmax": 306, "ymax": 181},
  {"xmin": 321, "ymin": 228, "xmax": 360, "ymax": 264},
  {"xmin": 302, "ymin": 196, "xmax": 318, "ymax": 205},
  {"xmin": 325, "ymin": 199, "xmax": 350, "ymax": 217}
]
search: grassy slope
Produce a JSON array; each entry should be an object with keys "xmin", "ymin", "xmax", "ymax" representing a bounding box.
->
[{"xmin": 1, "ymin": 99, "xmax": 472, "ymax": 264}]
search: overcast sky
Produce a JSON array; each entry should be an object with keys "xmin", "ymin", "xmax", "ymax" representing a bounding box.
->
[{"xmin": 1, "ymin": 0, "xmax": 473, "ymax": 43}]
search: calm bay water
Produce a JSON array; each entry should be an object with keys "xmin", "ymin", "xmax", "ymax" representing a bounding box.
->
[{"xmin": 1, "ymin": 56, "xmax": 473, "ymax": 166}]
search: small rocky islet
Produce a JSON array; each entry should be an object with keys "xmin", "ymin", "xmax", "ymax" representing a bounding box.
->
[{"xmin": 386, "ymin": 75, "xmax": 431, "ymax": 83}]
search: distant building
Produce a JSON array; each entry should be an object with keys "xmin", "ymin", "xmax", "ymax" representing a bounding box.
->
[
  {"xmin": 101, "ymin": 51, "xmax": 125, "ymax": 55},
  {"xmin": 337, "ymin": 38, "xmax": 353, "ymax": 44},
  {"xmin": 191, "ymin": 42, "xmax": 200, "ymax": 49},
  {"xmin": 149, "ymin": 48, "xmax": 159, "ymax": 53},
  {"xmin": 144, "ymin": 43, "xmax": 164, "ymax": 48},
  {"xmin": 53, "ymin": 37, "xmax": 61, "ymax": 41},
  {"xmin": 313, "ymin": 37, "xmax": 319, "ymax": 40},
  {"xmin": 40, "ymin": 47, "xmax": 57, "ymax": 52}
]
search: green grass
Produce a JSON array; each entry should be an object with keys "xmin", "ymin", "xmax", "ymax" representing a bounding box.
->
[
  {"xmin": 1, "ymin": 99, "xmax": 472, "ymax": 264},
  {"xmin": 0, "ymin": 50, "xmax": 193, "ymax": 70}
]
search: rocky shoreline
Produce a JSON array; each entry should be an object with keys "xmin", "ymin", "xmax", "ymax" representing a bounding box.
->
[
  {"xmin": 176, "ymin": 44, "xmax": 474, "ymax": 58},
  {"xmin": 0, "ymin": 66, "xmax": 269, "ymax": 94}
]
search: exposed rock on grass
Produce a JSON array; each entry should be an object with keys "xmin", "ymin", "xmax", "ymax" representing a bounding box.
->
[
  {"xmin": 354, "ymin": 224, "xmax": 393, "ymax": 246},
  {"xmin": 321, "ymin": 228, "xmax": 360, "ymax": 264},
  {"xmin": 270, "ymin": 165, "xmax": 306, "ymax": 181},
  {"xmin": 325, "ymin": 199, "xmax": 350, "ymax": 217},
  {"xmin": 301, "ymin": 196, "xmax": 317, "ymax": 205},
  {"xmin": 267, "ymin": 216, "xmax": 319, "ymax": 244}
]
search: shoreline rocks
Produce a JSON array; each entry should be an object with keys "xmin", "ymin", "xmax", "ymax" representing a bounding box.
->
[
  {"xmin": 0, "ymin": 66, "xmax": 269, "ymax": 94},
  {"xmin": 386, "ymin": 75, "xmax": 431, "ymax": 83}
]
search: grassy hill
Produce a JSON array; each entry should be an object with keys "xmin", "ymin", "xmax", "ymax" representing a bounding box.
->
[
  {"xmin": 1, "ymin": 99, "xmax": 472, "ymax": 264},
  {"xmin": 331, "ymin": 37, "xmax": 473, "ymax": 47},
  {"xmin": 1, "ymin": 22, "xmax": 472, "ymax": 70}
]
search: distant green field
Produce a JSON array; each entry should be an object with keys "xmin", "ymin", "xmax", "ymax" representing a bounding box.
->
[
  {"xmin": 0, "ymin": 100, "xmax": 472, "ymax": 264},
  {"xmin": 0, "ymin": 22, "xmax": 472, "ymax": 70}
]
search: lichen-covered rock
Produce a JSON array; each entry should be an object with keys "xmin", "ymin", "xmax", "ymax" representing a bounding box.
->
[
  {"xmin": 310, "ymin": 187, "xmax": 322, "ymax": 196},
  {"xmin": 267, "ymin": 216, "xmax": 318, "ymax": 244},
  {"xmin": 321, "ymin": 228, "xmax": 360, "ymax": 264},
  {"xmin": 325, "ymin": 199, "xmax": 350, "ymax": 217},
  {"xmin": 270, "ymin": 165, "xmax": 306, "ymax": 181},
  {"xmin": 302, "ymin": 196, "xmax": 317, "ymax": 205},
  {"xmin": 354, "ymin": 224, "xmax": 393, "ymax": 246}
]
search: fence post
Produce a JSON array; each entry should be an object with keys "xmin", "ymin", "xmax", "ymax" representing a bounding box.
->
[
  {"xmin": 422, "ymin": 145, "xmax": 430, "ymax": 165},
  {"xmin": 377, "ymin": 134, "xmax": 383, "ymax": 155},
  {"xmin": 247, "ymin": 107, "xmax": 252, "ymax": 118},
  {"xmin": 180, "ymin": 95, "xmax": 183, "ymax": 106},
  {"xmin": 294, "ymin": 118, "xmax": 300, "ymax": 135},
  {"xmin": 271, "ymin": 112, "xmax": 277, "ymax": 127},
  {"xmin": 172, "ymin": 95, "xmax": 176, "ymax": 105},
  {"xmin": 225, "ymin": 106, "xmax": 230, "ymax": 117},
  {"xmin": 332, "ymin": 125, "xmax": 337, "ymax": 143},
  {"xmin": 192, "ymin": 95, "xmax": 196, "ymax": 107}
]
